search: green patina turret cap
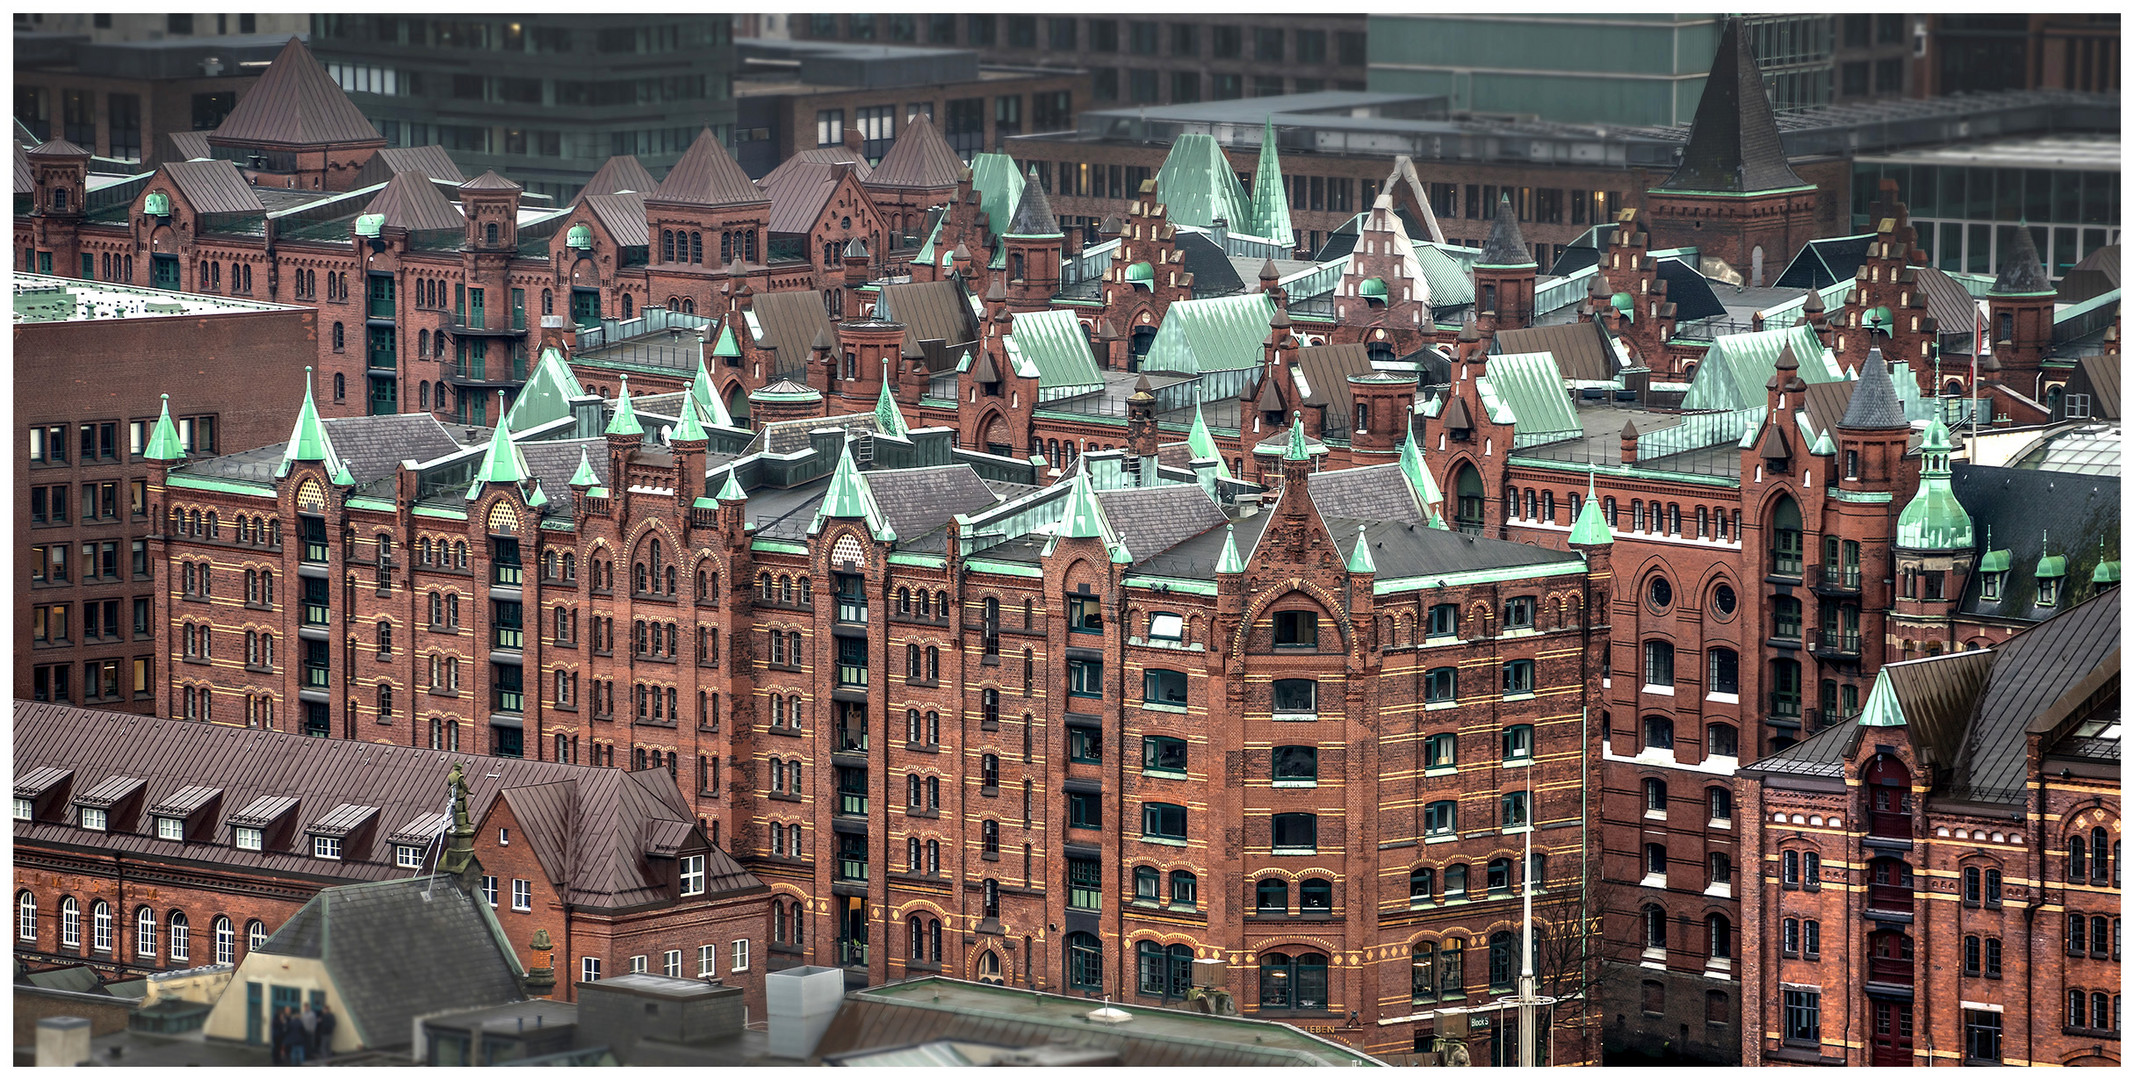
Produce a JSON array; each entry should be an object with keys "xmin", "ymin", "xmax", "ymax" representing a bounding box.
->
[
  {"xmin": 569, "ymin": 447, "xmax": 599, "ymax": 488},
  {"xmin": 1283, "ymin": 411, "xmax": 1311, "ymax": 461},
  {"xmin": 1895, "ymin": 416, "xmax": 1974, "ymax": 551},
  {"xmin": 143, "ymin": 394, "xmax": 186, "ymax": 462},
  {"xmin": 1216, "ymin": 523, "xmax": 1246, "ymax": 574},
  {"xmin": 1345, "ymin": 522, "xmax": 1375, "ymax": 574},
  {"xmin": 275, "ymin": 367, "xmax": 343, "ymax": 479},
  {"xmin": 1857, "ymin": 669, "xmax": 1906, "ymax": 727},
  {"xmin": 1568, "ymin": 468, "xmax": 1615, "ymax": 546},
  {"xmin": 1055, "ymin": 461, "xmax": 1111, "ymax": 540},
  {"xmin": 874, "ymin": 379, "xmax": 910, "ymax": 438},
  {"xmin": 671, "ymin": 379, "xmax": 708, "ymax": 443},
  {"xmin": 1186, "ymin": 399, "xmax": 1230, "ymax": 479},
  {"xmin": 605, "ymin": 375, "xmax": 643, "ymax": 437},
  {"xmin": 716, "ymin": 467, "xmax": 747, "ymax": 503}
]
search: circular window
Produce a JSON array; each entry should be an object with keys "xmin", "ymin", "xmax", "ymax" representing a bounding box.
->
[
  {"xmin": 1712, "ymin": 583, "xmax": 1738, "ymax": 618},
  {"xmin": 1647, "ymin": 577, "xmax": 1673, "ymax": 610}
]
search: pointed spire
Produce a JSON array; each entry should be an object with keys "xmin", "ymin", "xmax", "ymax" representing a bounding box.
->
[
  {"xmin": 1345, "ymin": 523, "xmax": 1376, "ymax": 574},
  {"xmin": 1989, "ymin": 223, "xmax": 2053, "ymax": 296},
  {"xmin": 275, "ymin": 367, "xmax": 344, "ymax": 479},
  {"xmin": 1397, "ymin": 428, "xmax": 1443, "ymax": 507},
  {"xmin": 874, "ymin": 379, "xmax": 910, "ymax": 438},
  {"xmin": 1568, "ymin": 467, "xmax": 1615, "ymax": 546},
  {"xmin": 1653, "ymin": 16, "xmax": 1808, "ymax": 195},
  {"xmin": 569, "ymin": 447, "xmax": 599, "ymax": 488},
  {"xmin": 1216, "ymin": 523, "xmax": 1246, "ymax": 574},
  {"xmin": 716, "ymin": 467, "xmax": 747, "ymax": 504},
  {"xmin": 527, "ymin": 479, "xmax": 550, "ymax": 509},
  {"xmin": 1477, "ymin": 193, "xmax": 1535, "ymax": 267},
  {"xmin": 812, "ymin": 433, "xmax": 895, "ymax": 541},
  {"xmin": 1250, "ymin": 116, "xmax": 1293, "ymax": 244},
  {"xmin": 671, "ymin": 379, "xmax": 708, "ymax": 443},
  {"xmin": 1186, "ymin": 399, "xmax": 1231, "ymax": 479},
  {"xmin": 468, "ymin": 393, "xmax": 532, "ymax": 492},
  {"xmin": 605, "ymin": 375, "xmax": 643, "ymax": 437},
  {"xmin": 1005, "ymin": 165, "xmax": 1061, "ymax": 237},
  {"xmin": 1054, "ymin": 460, "xmax": 1113, "ymax": 541},
  {"xmin": 1283, "ymin": 411, "xmax": 1312, "ymax": 461},
  {"xmin": 1857, "ymin": 669, "xmax": 1907, "ymax": 727},
  {"xmin": 1839, "ymin": 349, "xmax": 1909, "ymax": 430},
  {"xmin": 143, "ymin": 394, "xmax": 186, "ymax": 462},
  {"xmin": 691, "ymin": 356, "xmax": 734, "ymax": 428}
]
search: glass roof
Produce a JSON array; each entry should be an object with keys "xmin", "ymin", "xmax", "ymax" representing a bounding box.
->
[{"xmin": 2014, "ymin": 424, "xmax": 2121, "ymax": 477}]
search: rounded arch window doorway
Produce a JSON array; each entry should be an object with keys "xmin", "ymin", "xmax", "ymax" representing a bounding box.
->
[{"xmin": 976, "ymin": 949, "xmax": 1005, "ymax": 985}]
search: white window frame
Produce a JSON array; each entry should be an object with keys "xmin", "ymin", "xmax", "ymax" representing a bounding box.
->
[
  {"xmin": 247, "ymin": 920, "xmax": 266, "ymax": 953},
  {"xmin": 211, "ymin": 916, "xmax": 230, "ymax": 963},
  {"xmin": 582, "ymin": 956, "xmax": 601, "ymax": 983},
  {"xmin": 630, "ymin": 954, "xmax": 648, "ymax": 974},
  {"xmin": 732, "ymin": 938, "xmax": 751, "ymax": 972},
  {"xmin": 234, "ymin": 826, "xmax": 263, "ymax": 851},
  {"xmin": 511, "ymin": 878, "xmax": 533, "ymax": 912},
  {"xmin": 396, "ymin": 845, "xmax": 424, "ymax": 869},
  {"xmin": 156, "ymin": 816, "xmax": 185, "ymax": 841},
  {"xmin": 482, "ymin": 875, "xmax": 498, "ymax": 908},
  {"xmin": 699, "ymin": 944, "xmax": 716, "ymax": 977},
  {"xmin": 664, "ymin": 949, "xmax": 683, "ymax": 977},
  {"xmin": 313, "ymin": 835, "xmax": 341, "ymax": 860},
  {"xmin": 13, "ymin": 797, "xmax": 32, "ymax": 821},
  {"xmin": 168, "ymin": 913, "xmax": 189, "ymax": 962},
  {"xmin": 61, "ymin": 899, "xmax": 80, "ymax": 949},
  {"xmin": 80, "ymin": 806, "xmax": 107, "ymax": 832},
  {"xmin": 136, "ymin": 906, "xmax": 158, "ymax": 957},
  {"xmin": 680, "ymin": 853, "xmax": 706, "ymax": 896},
  {"xmin": 91, "ymin": 902, "xmax": 112, "ymax": 952},
  {"xmin": 17, "ymin": 892, "xmax": 36, "ymax": 941}
]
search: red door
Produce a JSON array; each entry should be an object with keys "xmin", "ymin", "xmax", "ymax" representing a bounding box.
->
[{"xmin": 1871, "ymin": 1001, "xmax": 1915, "ymax": 1066}]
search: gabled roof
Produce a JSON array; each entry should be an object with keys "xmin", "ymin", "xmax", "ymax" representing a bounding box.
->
[
  {"xmin": 572, "ymin": 190, "xmax": 646, "ymax": 249},
  {"xmin": 317, "ymin": 414, "xmax": 466, "ymax": 485},
  {"xmin": 495, "ymin": 770, "xmax": 758, "ymax": 910},
  {"xmin": 1292, "ymin": 343, "xmax": 1373, "ymax": 432},
  {"xmin": 13, "ymin": 141, "xmax": 31, "ymax": 195},
  {"xmin": 1478, "ymin": 351, "xmax": 1583, "ymax": 444},
  {"xmin": 761, "ymin": 160, "xmax": 851, "ymax": 235},
  {"xmin": 1140, "ymin": 292, "xmax": 1277, "ymax": 376},
  {"xmin": 1652, "ymin": 17, "xmax": 1807, "ymax": 194},
  {"xmin": 1952, "ymin": 586, "xmax": 2119, "ymax": 801},
  {"xmin": 866, "ymin": 113, "xmax": 963, "ymax": 190},
  {"xmin": 1004, "ymin": 308, "xmax": 1103, "ymax": 394},
  {"xmin": 164, "ymin": 129, "xmax": 213, "ymax": 162},
  {"xmin": 504, "ymin": 347, "xmax": 589, "ymax": 433},
  {"xmin": 1094, "ymin": 484, "xmax": 1227, "ymax": 561},
  {"xmin": 1152, "ymin": 133, "xmax": 1253, "ymax": 232},
  {"xmin": 1773, "ymin": 234, "xmax": 1873, "ymax": 290},
  {"xmin": 25, "ymin": 136, "xmax": 88, "ymax": 160},
  {"xmin": 652, "ymin": 128, "xmax": 767, "ymax": 207},
  {"xmin": 867, "ymin": 465, "xmax": 1001, "ymax": 541},
  {"xmin": 360, "ymin": 170, "xmax": 465, "ymax": 233},
  {"xmin": 1681, "ymin": 322, "xmax": 1844, "ymax": 411},
  {"xmin": 747, "ymin": 289, "xmax": 840, "ymax": 378},
  {"xmin": 1308, "ymin": 462, "xmax": 1427, "ymax": 528},
  {"xmin": 254, "ymin": 877, "xmax": 521, "ymax": 1050},
  {"xmin": 968, "ymin": 152, "xmax": 1025, "ymax": 239},
  {"xmin": 575, "ymin": 155, "xmax": 658, "ymax": 202},
  {"xmin": 2059, "ymin": 243, "xmax": 2120, "ymax": 304},
  {"xmin": 1493, "ymin": 321, "xmax": 1620, "ymax": 383},
  {"xmin": 349, "ymin": 145, "xmax": 463, "ymax": 189},
  {"xmin": 162, "ymin": 158, "xmax": 265, "ymax": 215},
  {"xmin": 209, "ymin": 38, "xmax": 382, "ymax": 148},
  {"xmin": 761, "ymin": 146, "xmax": 871, "ymax": 187}
]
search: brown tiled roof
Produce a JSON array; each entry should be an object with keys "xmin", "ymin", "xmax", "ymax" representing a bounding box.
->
[
  {"xmin": 12, "ymin": 702, "xmax": 757, "ymax": 901},
  {"xmin": 761, "ymin": 146, "xmax": 870, "ymax": 187},
  {"xmin": 25, "ymin": 136, "xmax": 89, "ymax": 159},
  {"xmin": 582, "ymin": 191, "xmax": 650, "ymax": 249},
  {"xmin": 163, "ymin": 158, "xmax": 267, "ymax": 216},
  {"xmin": 360, "ymin": 170, "xmax": 465, "ymax": 232},
  {"xmin": 760, "ymin": 160, "xmax": 844, "ymax": 235},
  {"xmin": 747, "ymin": 289, "xmax": 837, "ymax": 378},
  {"xmin": 309, "ymin": 802, "xmax": 381, "ymax": 837},
  {"xmin": 576, "ymin": 155, "xmax": 657, "ymax": 202},
  {"xmin": 14, "ymin": 766, "xmax": 72, "ymax": 798},
  {"xmin": 867, "ymin": 114, "xmax": 962, "ymax": 191},
  {"xmin": 459, "ymin": 169, "xmax": 520, "ymax": 192},
  {"xmin": 652, "ymin": 128, "xmax": 766, "ymax": 207},
  {"xmin": 75, "ymin": 774, "xmax": 146, "ymax": 808},
  {"xmin": 348, "ymin": 145, "xmax": 462, "ymax": 189},
  {"xmin": 875, "ymin": 279, "xmax": 979, "ymax": 369},
  {"xmin": 209, "ymin": 37, "xmax": 382, "ymax": 148},
  {"xmin": 1292, "ymin": 342, "xmax": 1372, "ymax": 430}
]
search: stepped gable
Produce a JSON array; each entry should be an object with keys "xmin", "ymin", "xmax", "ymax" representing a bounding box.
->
[
  {"xmin": 576, "ymin": 154, "xmax": 658, "ymax": 203},
  {"xmin": 652, "ymin": 128, "xmax": 767, "ymax": 207},
  {"xmin": 1653, "ymin": 17, "xmax": 1807, "ymax": 194},
  {"xmin": 867, "ymin": 113, "xmax": 963, "ymax": 190},
  {"xmin": 360, "ymin": 170, "xmax": 466, "ymax": 233},
  {"xmin": 209, "ymin": 37, "xmax": 382, "ymax": 147}
]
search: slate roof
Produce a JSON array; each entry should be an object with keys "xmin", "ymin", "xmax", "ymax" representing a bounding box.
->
[
  {"xmin": 321, "ymin": 414, "xmax": 470, "ymax": 483},
  {"xmin": 1477, "ymin": 195, "xmax": 1533, "ymax": 267},
  {"xmin": 652, "ymin": 129, "xmax": 767, "ymax": 207},
  {"xmin": 256, "ymin": 876, "xmax": 522, "ymax": 1049},
  {"xmin": 1838, "ymin": 351, "xmax": 1909, "ymax": 430},
  {"xmin": 576, "ymin": 155, "xmax": 658, "ymax": 201},
  {"xmin": 1308, "ymin": 462, "xmax": 1428, "ymax": 526},
  {"xmin": 162, "ymin": 158, "xmax": 265, "ymax": 216},
  {"xmin": 866, "ymin": 465, "xmax": 1002, "ymax": 541},
  {"xmin": 874, "ymin": 279, "xmax": 979, "ymax": 370},
  {"xmin": 745, "ymin": 410, "xmax": 881, "ymax": 458},
  {"xmin": 1005, "ymin": 169, "xmax": 1059, "ymax": 236},
  {"xmin": 1493, "ymin": 321, "xmax": 1620, "ymax": 383},
  {"xmin": 348, "ymin": 145, "xmax": 463, "ymax": 189},
  {"xmin": 866, "ymin": 114, "xmax": 962, "ymax": 190},
  {"xmin": 1741, "ymin": 713, "xmax": 1862, "ymax": 779},
  {"xmin": 360, "ymin": 170, "xmax": 465, "ymax": 233},
  {"xmin": 1174, "ymin": 231, "xmax": 1245, "ymax": 296},
  {"xmin": 1321, "ymin": 514, "xmax": 1583, "ymax": 581},
  {"xmin": 1093, "ymin": 485, "xmax": 1227, "ymax": 561},
  {"xmin": 1990, "ymin": 224, "xmax": 2054, "ymax": 295},
  {"xmin": 1773, "ymin": 234, "xmax": 1873, "ymax": 290},
  {"xmin": 761, "ymin": 160, "xmax": 849, "ymax": 235},
  {"xmin": 1293, "ymin": 343, "xmax": 1373, "ymax": 431},
  {"xmin": 1950, "ymin": 463, "xmax": 2121, "ymax": 621},
  {"xmin": 520, "ymin": 438, "xmax": 607, "ymax": 493},
  {"xmin": 1952, "ymin": 586, "xmax": 2120, "ymax": 801},
  {"xmin": 747, "ymin": 289, "xmax": 839, "ymax": 378},
  {"xmin": 582, "ymin": 191, "xmax": 650, "ymax": 249},
  {"xmin": 1652, "ymin": 17, "xmax": 1807, "ymax": 194},
  {"xmin": 209, "ymin": 38, "xmax": 382, "ymax": 147}
]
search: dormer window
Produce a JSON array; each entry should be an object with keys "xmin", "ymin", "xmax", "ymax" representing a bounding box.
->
[
  {"xmin": 155, "ymin": 816, "xmax": 184, "ymax": 841},
  {"xmin": 80, "ymin": 807, "xmax": 107, "ymax": 832},
  {"xmin": 2039, "ymin": 576, "xmax": 2062, "ymax": 607},
  {"xmin": 680, "ymin": 854, "xmax": 706, "ymax": 897},
  {"xmin": 314, "ymin": 835, "xmax": 342, "ymax": 860},
  {"xmin": 12, "ymin": 798, "xmax": 30, "ymax": 821},
  {"xmin": 234, "ymin": 827, "xmax": 263, "ymax": 851},
  {"xmin": 1981, "ymin": 572, "xmax": 2004, "ymax": 601},
  {"xmin": 396, "ymin": 845, "xmax": 425, "ymax": 869}
]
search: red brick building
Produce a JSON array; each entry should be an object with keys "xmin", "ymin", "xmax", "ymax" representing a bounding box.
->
[
  {"xmin": 1738, "ymin": 587, "xmax": 2120, "ymax": 1066},
  {"xmin": 10, "ymin": 701, "xmax": 767, "ymax": 1015},
  {"xmin": 14, "ymin": 273, "xmax": 314, "ymax": 713}
]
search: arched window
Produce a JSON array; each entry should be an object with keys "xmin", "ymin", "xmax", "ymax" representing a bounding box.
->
[
  {"xmin": 1863, "ymin": 754, "xmax": 1912, "ymax": 840},
  {"xmin": 1299, "ymin": 878, "xmax": 1332, "ymax": 913},
  {"xmin": 168, "ymin": 911, "xmax": 189, "ymax": 962},
  {"xmin": 1255, "ymin": 878, "xmax": 1287, "ymax": 914},
  {"xmin": 16, "ymin": 890, "xmax": 35, "ymax": 942},
  {"xmin": 1642, "ymin": 904, "xmax": 1667, "ymax": 949},
  {"xmin": 213, "ymin": 915, "xmax": 233, "ymax": 964},
  {"xmin": 1770, "ymin": 495, "xmax": 1803, "ymax": 575},
  {"xmin": 91, "ymin": 901, "xmax": 113, "ymax": 953},
  {"xmin": 60, "ymin": 897, "xmax": 80, "ymax": 949},
  {"xmin": 1643, "ymin": 777, "xmax": 1668, "ymax": 812},
  {"xmin": 1488, "ymin": 930, "xmax": 1517, "ymax": 990},
  {"xmin": 1643, "ymin": 715, "xmax": 1674, "ymax": 751},
  {"xmin": 1708, "ymin": 913, "xmax": 1732, "ymax": 958},
  {"xmin": 1453, "ymin": 464, "xmax": 1485, "ymax": 531}
]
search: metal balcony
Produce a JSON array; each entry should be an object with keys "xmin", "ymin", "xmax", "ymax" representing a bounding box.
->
[
  {"xmin": 1809, "ymin": 563, "xmax": 1862, "ymax": 596},
  {"xmin": 1810, "ymin": 628, "xmax": 1863, "ymax": 661}
]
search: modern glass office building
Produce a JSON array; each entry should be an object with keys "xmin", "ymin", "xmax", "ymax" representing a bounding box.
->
[{"xmin": 1851, "ymin": 134, "xmax": 2120, "ymax": 279}]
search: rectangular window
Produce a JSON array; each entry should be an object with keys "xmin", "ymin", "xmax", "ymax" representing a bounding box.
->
[
  {"xmin": 396, "ymin": 845, "xmax": 424, "ymax": 869},
  {"xmin": 1068, "ymin": 725, "xmax": 1102, "ymax": 763},
  {"xmin": 814, "ymin": 109, "xmax": 843, "ymax": 148},
  {"xmin": 234, "ymin": 826, "xmax": 262, "ymax": 851},
  {"xmin": 1067, "ymin": 658, "xmax": 1103, "ymax": 697},
  {"xmin": 1424, "ymin": 801, "xmax": 1457, "ymax": 836},
  {"xmin": 156, "ymin": 816, "xmax": 184, "ymax": 841},
  {"xmin": 1273, "ymin": 610, "xmax": 1318, "ymax": 647},
  {"xmin": 1503, "ymin": 725, "xmax": 1534, "ymax": 761},
  {"xmin": 1783, "ymin": 990, "xmax": 1820, "ymax": 1046},
  {"xmin": 1271, "ymin": 812, "xmax": 1316, "ymax": 853},
  {"xmin": 1502, "ymin": 660, "xmax": 1534, "ymax": 695},
  {"xmin": 1644, "ymin": 641, "xmax": 1675, "ymax": 687},
  {"xmin": 664, "ymin": 949, "xmax": 682, "ymax": 978},
  {"xmin": 731, "ymin": 939, "xmax": 750, "ymax": 971},
  {"xmin": 1143, "ymin": 735, "xmax": 1187, "ymax": 774},
  {"xmin": 1067, "ymin": 593, "xmax": 1103, "ymax": 632},
  {"xmin": 511, "ymin": 878, "xmax": 532, "ymax": 911},
  {"xmin": 582, "ymin": 956, "xmax": 601, "ymax": 983},
  {"xmin": 1141, "ymin": 802, "xmax": 1186, "ymax": 841},
  {"xmin": 680, "ymin": 853, "xmax": 706, "ymax": 896},
  {"xmin": 1963, "ymin": 1010, "xmax": 2001, "ymax": 1063},
  {"xmin": 1068, "ymin": 791, "xmax": 1101, "ymax": 829},
  {"xmin": 482, "ymin": 875, "xmax": 498, "ymax": 907},
  {"xmin": 1502, "ymin": 596, "xmax": 1534, "ymax": 629},
  {"xmin": 13, "ymin": 798, "xmax": 31, "ymax": 822},
  {"xmin": 80, "ymin": 807, "xmax": 107, "ymax": 831},
  {"xmin": 313, "ymin": 835, "xmax": 341, "ymax": 860},
  {"xmin": 699, "ymin": 944, "xmax": 716, "ymax": 977},
  {"xmin": 1068, "ymin": 856, "xmax": 1101, "ymax": 911}
]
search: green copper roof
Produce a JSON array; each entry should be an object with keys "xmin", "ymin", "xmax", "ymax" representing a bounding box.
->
[
  {"xmin": 1358, "ymin": 276, "xmax": 1389, "ymax": 300},
  {"xmin": 1006, "ymin": 308, "xmax": 1105, "ymax": 395},
  {"xmin": 1124, "ymin": 260, "xmax": 1155, "ymax": 286},
  {"xmin": 1140, "ymin": 292, "xmax": 1276, "ymax": 376},
  {"xmin": 670, "ymin": 380, "xmax": 709, "ymax": 442},
  {"xmin": 1808, "ymin": 428, "xmax": 1836, "ymax": 456},
  {"xmin": 331, "ymin": 461, "xmax": 356, "ymax": 487},
  {"xmin": 565, "ymin": 223, "xmax": 593, "ymax": 249},
  {"xmin": 1344, "ymin": 523, "xmax": 1375, "ymax": 574},
  {"xmin": 527, "ymin": 480, "xmax": 550, "ymax": 508},
  {"xmin": 1397, "ymin": 429, "xmax": 1441, "ymax": 508},
  {"xmin": 1682, "ymin": 323, "xmax": 1846, "ymax": 412},
  {"xmin": 466, "ymin": 396, "xmax": 531, "ymax": 498},
  {"xmin": 143, "ymin": 394, "xmax": 186, "ymax": 462},
  {"xmin": 969, "ymin": 152, "xmax": 1026, "ymax": 239},
  {"xmin": 707, "ymin": 320, "xmax": 742, "ymax": 359},
  {"xmin": 1054, "ymin": 462, "xmax": 1113, "ymax": 541},
  {"xmin": 1216, "ymin": 524, "xmax": 1246, "ymax": 574},
  {"xmin": 569, "ymin": 447, "xmax": 599, "ymax": 487},
  {"xmin": 1478, "ymin": 351, "xmax": 1583, "ymax": 446},
  {"xmin": 604, "ymin": 375, "xmax": 643, "ymax": 437},
  {"xmin": 2036, "ymin": 531, "xmax": 2066, "ymax": 579},
  {"xmin": 716, "ymin": 467, "xmax": 747, "ymax": 503},
  {"xmin": 1249, "ymin": 117, "xmax": 1293, "ymax": 242},
  {"xmin": 275, "ymin": 367, "xmax": 343, "ymax": 479},
  {"xmin": 1895, "ymin": 416, "xmax": 1974, "ymax": 550},
  {"xmin": 874, "ymin": 380, "xmax": 910, "ymax": 438},
  {"xmin": 143, "ymin": 191, "xmax": 171, "ymax": 217},
  {"xmin": 1186, "ymin": 400, "xmax": 1231, "ymax": 479},
  {"xmin": 1568, "ymin": 469, "xmax": 1614, "ymax": 545},
  {"xmin": 811, "ymin": 434, "xmax": 895, "ymax": 541},
  {"xmin": 1283, "ymin": 411, "xmax": 1311, "ymax": 461},
  {"xmin": 504, "ymin": 346, "xmax": 587, "ymax": 433},
  {"xmin": 1857, "ymin": 668, "xmax": 1906, "ymax": 727},
  {"xmin": 2092, "ymin": 545, "xmax": 2120, "ymax": 584},
  {"xmin": 1152, "ymin": 132, "xmax": 1252, "ymax": 232}
]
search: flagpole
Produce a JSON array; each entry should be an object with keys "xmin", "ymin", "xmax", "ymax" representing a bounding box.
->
[{"xmin": 1518, "ymin": 763, "xmax": 1537, "ymax": 1068}]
